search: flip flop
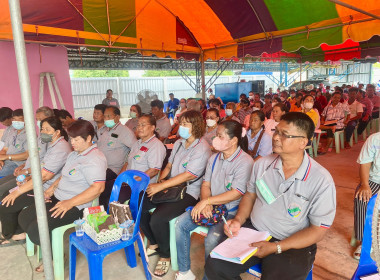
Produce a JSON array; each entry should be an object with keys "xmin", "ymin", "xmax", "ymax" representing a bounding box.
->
[
  {"xmin": 138, "ymin": 247, "xmax": 159, "ymax": 257},
  {"xmin": 0, "ymin": 238, "xmax": 26, "ymax": 247},
  {"xmin": 154, "ymin": 260, "xmax": 170, "ymax": 277}
]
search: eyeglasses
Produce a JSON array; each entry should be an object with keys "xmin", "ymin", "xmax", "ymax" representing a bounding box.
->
[
  {"xmin": 136, "ymin": 123, "xmax": 150, "ymax": 128},
  {"xmin": 273, "ymin": 129, "xmax": 306, "ymax": 140}
]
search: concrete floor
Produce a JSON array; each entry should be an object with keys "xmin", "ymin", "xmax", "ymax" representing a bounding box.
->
[{"xmin": 0, "ymin": 140, "xmax": 365, "ymax": 280}]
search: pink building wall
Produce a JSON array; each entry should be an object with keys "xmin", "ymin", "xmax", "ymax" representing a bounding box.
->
[{"xmin": 0, "ymin": 41, "xmax": 73, "ymax": 128}]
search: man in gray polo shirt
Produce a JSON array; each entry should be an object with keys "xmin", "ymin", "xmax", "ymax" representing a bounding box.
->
[
  {"xmin": 98, "ymin": 106, "xmax": 137, "ymax": 205},
  {"xmin": 151, "ymin": 99, "xmax": 171, "ymax": 141},
  {"xmin": 205, "ymin": 112, "xmax": 336, "ymax": 280},
  {"xmin": 102, "ymin": 89, "xmax": 120, "ymax": 108}
]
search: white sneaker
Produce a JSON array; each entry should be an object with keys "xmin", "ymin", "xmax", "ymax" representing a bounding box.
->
[{"xmin": 175, "ymin": 270, "xmax": 196, "ymax": 280}]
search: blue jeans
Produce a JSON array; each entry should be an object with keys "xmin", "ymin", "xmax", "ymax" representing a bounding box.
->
[
  {"xmin": 0, "ymin": 161, "xmax": 18, "ymax": 177},
  {"xmin": 175, "ymin": 209, "xmax": 235, "ymax": 277}
]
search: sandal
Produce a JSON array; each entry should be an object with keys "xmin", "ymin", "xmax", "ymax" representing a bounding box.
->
[
  {"xmin": 0, "ymin": 238, "xmax": 26, "ymax": 247},
  {"xmin": 138, "ymin": 247, "xmax": 159, "ymax": 258},
  {"xmin": 154, "ymin": 260, "xmax": 170, "ymax": 277},
  {"xmin": 353, "ymin": 245, "xmax": 362, "ymax": 260}
]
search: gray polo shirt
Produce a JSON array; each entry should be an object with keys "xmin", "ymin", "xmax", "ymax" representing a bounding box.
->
[
  {"xmin": 97, "ymin": 122, "xmax": 137, "ymax": 174},
  {"xmin": 102, "ymin": 97, "xmax": 120, "ymax": 108},
  {"xmin": 1, "ymin": 126, "xmax": 15, "ymax": 143},
  {"xmin": 127, "ymin": 135, "xmax": 166, "ymax": 184},
  {"xmin": 90, "ymin": 120, "xmax": 107, "ymax": 143},
  {"xmin": 125, "ymin": 118, "xmax": 138, "ymax": 133},
  {"xmin": 168, "ymin": 138, "xmax": 211, "ymax": 200},
  {"xmin": 204, "ymin": 147, "xmax": 253, "ymax": 212},
  {"xmin": 41, "ymin": 137, "xmax": 72, "ymax": 190},
  {"xmin": 202, "ymin": 127, "xmax": 217, "ymax": 146},
  {"xmin": 247, "ymin": 152, "xmax": 336, "ymax": 240},
  {"xmin": 54, "ymin": 144, "xmax": 107, "ymax": 210},
  {"xmin": 24, "ymin": 136, "xmax": 48, "ymax": 169},
  {"xmin": 5, "ymin": 129, "xmax": 28, "ymax": 166},
  {"xmin": 156, "ymin": 115, "xmax": 171, "ymax": 139}
]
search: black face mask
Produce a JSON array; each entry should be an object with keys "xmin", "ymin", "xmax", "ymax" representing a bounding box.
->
[{"xmin": 40, "ymin": 133, "xmax": 53, "ymax": 143}]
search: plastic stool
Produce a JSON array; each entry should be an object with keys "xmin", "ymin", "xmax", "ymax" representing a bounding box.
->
[{"xmin": 247, "ymin": 263, "xmax": 313, "ymax": 279}]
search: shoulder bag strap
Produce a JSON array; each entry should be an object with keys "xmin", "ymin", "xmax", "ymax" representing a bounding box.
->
[{"xmin": 251, "ymin": 129, "xmax": 265, "ymax": 159}]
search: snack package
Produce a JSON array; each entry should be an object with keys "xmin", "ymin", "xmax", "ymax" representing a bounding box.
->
[
  {"xmin": 87, "ymin": 211, "xmax": 116, "ymax": 233},
  {"xmin": 109, "ymin": 202, "xmax": 133, "ymax": 225}
]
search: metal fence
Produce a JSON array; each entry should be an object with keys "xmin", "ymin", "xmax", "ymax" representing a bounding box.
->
[{"xmin": 70, "ymin": 75, "xmax": 276, "ymax": 110}]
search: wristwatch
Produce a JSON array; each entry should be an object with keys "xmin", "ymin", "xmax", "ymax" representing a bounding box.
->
[
  {"xmin": 274, "ymin": 241, "xmax": 282, "ymax": 254},
  {"xmin": 8, "ymin": 156, "xmax": 12, "ymax": 161}
]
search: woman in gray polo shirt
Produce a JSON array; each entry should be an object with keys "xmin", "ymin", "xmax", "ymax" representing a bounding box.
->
[
  {"xmin": 203, "ymin": 108, "xmax": 220, "ymax": 146},
  {"xmin": 142, "ymin": 110, "xmax": 211, "ymax": 277},
  {"xmin": 18, "ymin": 120, "xmax": 106, "ymax": 250},
  {"xmin": 0, "ymin": 117, "xmax": 71, "ymax": 246},
  {"xmin": 175, "ymin": 120, "xmax": 254, "ymax": 280},
  {"xmin": 116, "ymin": 114, "xmax": 166, "ymax": 203}
]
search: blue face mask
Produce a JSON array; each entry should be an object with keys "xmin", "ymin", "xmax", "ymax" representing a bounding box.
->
[
  {"xmin": 36, "ymin": 120, "xmax": 41, "ymax": 129},
  {"xmin": 178, "ymin": 125, "xmax": 191, "ymax": 140},
  {"xmin": 12, "ymin": 121, "xmax": 25, "ymax": 130},
  {"xmin": 104, "ymin": 119, "xmax": 116, "ymax": 128}
]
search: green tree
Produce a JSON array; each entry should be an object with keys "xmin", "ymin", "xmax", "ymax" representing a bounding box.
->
[
  {"xmin": 143, "ymin": 70, "xmax": 233, "ymax": 77},
  {"xmin": 72, "ymin": 70, "xmax": 129, "ymax": 78}
]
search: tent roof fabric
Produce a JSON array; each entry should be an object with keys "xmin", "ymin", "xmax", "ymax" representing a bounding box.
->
[{"xmin": 1, "ymin": 0, "xmax": 380, "ymax": 62}]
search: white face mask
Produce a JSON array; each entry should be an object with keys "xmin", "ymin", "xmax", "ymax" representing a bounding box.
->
[
  {"xmin": 206, "ymin": 119, "xmax": 217, "ymax": 127},
  {"xmin": 225, "ymin": 109, "xmax": 233, "ymax": 116},
  {"xmin": 304, "ymin": 102, "xmax": 313, "ymax": 109},
  {"xmin": 272, "ymin": 102, "xmax": 277, "ymax": 108}
]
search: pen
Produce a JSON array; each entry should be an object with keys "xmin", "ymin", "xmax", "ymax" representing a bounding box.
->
[{"xmin": 221, "ymin": 216, "xmax": 233, "ymax": 237}]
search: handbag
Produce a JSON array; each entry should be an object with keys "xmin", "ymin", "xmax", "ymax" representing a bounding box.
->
[
  {"xmin": 151, "ymin": 141, "xmax": 204, "ymax": 204},
  {"xmin": 191, "ymin": 204, "xmax": 228, "ymax": 226}
]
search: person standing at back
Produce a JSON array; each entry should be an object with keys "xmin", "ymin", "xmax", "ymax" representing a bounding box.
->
[
  {"xmin": 151, "ymin": 99, "xmax": 171, "ymax": 141},
  {"xmin": 0, "ymin": 107, "xmax": 14, "ymax": 147},
  {"xmin": 167, "ymin": 93, "xmax": 180, "ymax": 119},
  {"xmin": 102, "ymin": 89, "xmax": 120, "ymax": 108}
]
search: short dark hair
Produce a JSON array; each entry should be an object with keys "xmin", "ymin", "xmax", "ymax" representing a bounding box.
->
[
  {"xmin": 12, "ymin": 109, "xmax": 23, "ymax": 117},
  {"xmin": 57, "ymin": 109, "xmax": 73, "ymax": 120},
  {"xmin": 332, "ymin": 91, "xmax": 342, "ymax": 98},
  {"xmin": 254, "ymin": 92, "xmax": 261, "ymax": 97},
  {"xmin": 40, "ymin": 116, "xmax": 68, "ymax": 141},
  {"xmin": 106, "ymin": 106, "xmax": 121, "ymax": 116},
  {"xmin": 264, "ymin": 94, "xmax": 272, "ymax": 100},
  {"xmin": 209, "ymin": 98, "xmax": 221, "ymax": 107},
  {"xmin": 273, "ymin": 103, "xmax": 289, "ymax": 113},
  {"xmin": 348, "ymin": 87, "xmax": 359, "ymax": 94},
  {"xmin": 0, "ymin": 107, "xmax": 13, "ymax": 122},
  {"xmin": 302, "ymin": 94, "xmax": 314, "ymax": 102},
  {"xmin": 169, "ymin": 93, "xmax": 174, "ymax": 96},
  {"xmin": 36, "ymin": 106, "xmax": 54, "ymax": 117},
  {"xmin": 240, "ymin": 98, "xmax": 250, "ymax": 105},
  {"xmin": 207, "ymin": 108, "xmax": 220, "ymax": 119},
  {"xmin": 130, "ymin": 104, "xmax": 142, "ymax": 117},
  {"xmin": 107, "ymin": 89, "xmax": 113, "ymax": 93},
  {"xmin": 335, "ymin": 87, "xmax": 343, "ymax": 94},
  {"xmin": 67, "ymin": 120, "xmax": 95, "ymax": 141},
  {"xmin": 280, "ymin": 112, "xmax": 315, "ymax": 140},
  {"xmin": 53, "ymin": 109, "xmax": 60, "ymax": 117},
  {"xmin": 94, "ymin": 104, "xmax": 107, "ymax": 114},
  {"xmin": 220, "ymin": 120, "xmax": 248, "ymax": 153},
  {"xmin": 240, "ymin": 93, "xmax": 247, "ymax": 98},
  {"xmin": 150, "ymin": 99, "xmax": 164, "ymax": 109},
  {"xmin": 296, "ymin": 93, "xmax": 303, "ymax": 99},
  {"xmin": 179, "ymin": 110, "xmax": 205, "ymax": 139},
  {"xmin": 251, "ymin": 110, "xmax": 265, "ymax": 122}
]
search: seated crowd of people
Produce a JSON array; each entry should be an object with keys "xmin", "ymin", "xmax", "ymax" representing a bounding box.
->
[{"xmin": 0, "ymin": 82, "xmax": 377, "ymax": 279}]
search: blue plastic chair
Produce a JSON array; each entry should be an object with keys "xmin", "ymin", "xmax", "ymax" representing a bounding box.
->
[
  {"xmin": 351, "ymin": 194, "xmax": 378, "ymax": 280},
  {"xmin": 69, "ymin": 170, "xmax": 151, "ymax": 280},
  {"xmin": 247, "ymin": 263, "xmax": 313, "ymax": 279}
]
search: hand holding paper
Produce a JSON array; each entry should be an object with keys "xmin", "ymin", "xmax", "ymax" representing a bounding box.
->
[{"xmin": 249, "ymin": 241, "xmax": 277, "ymax": 258}]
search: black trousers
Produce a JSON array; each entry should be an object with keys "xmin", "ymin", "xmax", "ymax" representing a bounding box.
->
[
  {"xmin": 0, "ymin": 174, "xmax": 17, "ymax": 198},
  {"xmin": 0, "ymin": 190, "xmax": 34, "ymax": 239},
  {"xmin": 99, "ymin": 168, "xmax": 118, "ymax": 209},
  {"xmin": 357, "ymin": 119, "xmax": 371, "ymax": 135},
  {"xmin": 18, "ymin": 196, "xmax": 83, "ymax": 245},
  {"xmin": 204, "ymin": 221, "xmax": 316, "ymax": 280},
  {"xmin": 140, "ymin": 193, "xmax": 197, "ymax": 258}
]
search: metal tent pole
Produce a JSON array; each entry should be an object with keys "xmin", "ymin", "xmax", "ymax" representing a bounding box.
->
[
  {"xmin": 8, "ymin": 1, "xmax": 54, "ymax": 279},
  {"xmin": 201, "ymin": 51, "xmax": 206, "ymax": 100}
]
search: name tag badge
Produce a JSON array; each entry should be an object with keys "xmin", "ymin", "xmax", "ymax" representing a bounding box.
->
[{"xmin": 256, "ymin": 178, "xmax": 276, "ymax": 204}]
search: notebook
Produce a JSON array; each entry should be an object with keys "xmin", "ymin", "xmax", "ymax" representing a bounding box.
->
[{"xmin": 210, "ymin": 227, "xmax": 272, "ymax": 264}]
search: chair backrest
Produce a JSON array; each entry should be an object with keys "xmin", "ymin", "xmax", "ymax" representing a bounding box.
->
[
  {"xmin": 358, "ymin": 194, "xmax": 377, "ymax": 266},
  {"xmin": 108, "ymin": 170, "xmax": 150, "ymax": 237}
]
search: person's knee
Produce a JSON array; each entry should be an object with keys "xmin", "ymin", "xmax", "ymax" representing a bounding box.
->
[{"xmin": 149, "ymin": 213, "xmax": 165, "ymax": 229}]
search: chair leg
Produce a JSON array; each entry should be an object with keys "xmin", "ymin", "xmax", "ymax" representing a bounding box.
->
[
  {"xmin": 124, "ymin": 244, "xmax": 137, "ymax": 268},
  {"xmin": 169, "ymin": 218, "xmax": 178, "ymax": 271},
  {"xmin": 340, "ymin": 132, "xmax": 344, "ymax": 150},
  {"xmin": 312, "ymin": 137, "xmax": 318, "ymax": 158},
  {"xmin": 354, "ymin": 128, "xmax": 358, "ymax": 144},
  {"xmin": 69, "ymin": 243, "xmax": 77, "ymax": 280},
  {"xmin": 137, "ymin": 235, "xmax": 152, "ymax": 280},
  {"xmin": 334, "ymin": 133, "xmax": 340, "ymax": 154},
  {"xmin": 26, "ymin": 234, "xmax": 35, "ymax": 257},
  {"xmin": 88, "ymin": 254, "xmax": 104, "ymax": 280},
  {"xmin": 52, "ymin": 230, "xmax": 66, "ymax": 280}
]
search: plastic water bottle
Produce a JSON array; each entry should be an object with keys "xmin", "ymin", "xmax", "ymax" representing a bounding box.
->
[
  {"xmin": 16, "ymin": 174, "xmax": 26, "ymax": 185},
  {"xmin": 120, "ymin": 220, "xmax": 134, "ymax": 241}
]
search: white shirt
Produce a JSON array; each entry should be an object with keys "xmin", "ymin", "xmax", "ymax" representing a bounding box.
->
[{"xmin": 348, "ymin": 100, "xmax": 363, "ymax": 119}]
